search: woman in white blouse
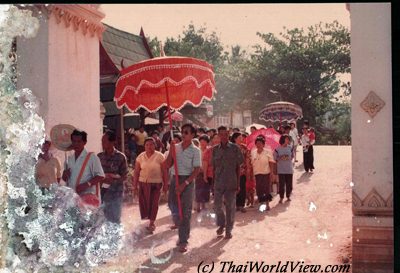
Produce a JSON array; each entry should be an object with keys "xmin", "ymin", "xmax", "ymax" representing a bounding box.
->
[
  {"xmin": 134, "ymin": 137, "xmax": 168, "ymax": 232},
  {"xmin": 251, "ymin": 136, "xmax": 275, "ymax": 211}
]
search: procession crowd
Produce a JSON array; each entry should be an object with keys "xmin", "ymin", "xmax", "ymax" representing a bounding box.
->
[{"xmin": 35, "ymin": 122, "xmax": 315, "ymax": 253}]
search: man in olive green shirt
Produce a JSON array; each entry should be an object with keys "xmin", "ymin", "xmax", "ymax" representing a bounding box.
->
[{"xmin": 212, "ymin": 126, "xmax": 244, "ymax": 239}]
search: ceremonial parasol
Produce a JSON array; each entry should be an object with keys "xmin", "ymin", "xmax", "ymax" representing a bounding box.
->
[
  {"xmin": 115, "ymin": 56, "xmax": 216, "ymax": 219},
  {"xmin": 259, "ymin": 101, "xmax": 303, "ymax": 123},
  {"xmin": 246, "ymin": 127, "xmax": 281, "ymax": 152}
]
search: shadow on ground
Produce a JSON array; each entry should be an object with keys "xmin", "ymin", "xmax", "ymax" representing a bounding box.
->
[{"xmin": 138, "ymin": 236, "xmax": 229, "ymax": 273}]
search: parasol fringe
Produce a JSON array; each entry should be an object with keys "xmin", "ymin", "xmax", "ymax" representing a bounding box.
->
[{"xmin": 115, "ymin": 93, "xmax": 215, "ymax": 113}]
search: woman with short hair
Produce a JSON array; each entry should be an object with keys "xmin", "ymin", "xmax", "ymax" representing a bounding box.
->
[
  {"xmin": 35, "ymin": 140, "xmax": 61, "ymax": 193},
  {"xmin": 134, "ymin": 137, "xmax": 168, "ymax": 232},
  {"xmin": 274, "ymin": 135, "xmax": 294, "ymax": 203},
  {"xmin": 251, "ymin": 136, "xmax": 275, "ymax": 210}
]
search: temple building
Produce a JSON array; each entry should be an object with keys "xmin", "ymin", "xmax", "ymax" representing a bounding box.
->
[{"xmin": 99, "ymin": 23, "xmax": 153, "ymax": 151}]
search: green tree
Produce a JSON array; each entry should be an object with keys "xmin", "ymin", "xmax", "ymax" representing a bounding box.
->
[
  {"xmin": 248, "ymin": 21, "xmax": 350, "ymax": 126},
  {"xmin": 147, "ymin": 36, "xmax": 161, "ymax": 57},
  {"xmin": 162, "ymin": 24, "xmax": 227, "ymax": 72}
]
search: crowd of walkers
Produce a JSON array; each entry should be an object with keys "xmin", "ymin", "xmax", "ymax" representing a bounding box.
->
[{"xmin": 34, "ymin": 121, "xmax": 315, "ymax": 253}]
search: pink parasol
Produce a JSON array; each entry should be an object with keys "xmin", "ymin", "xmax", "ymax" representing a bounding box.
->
[
  {"xmin": 166, "ymin": 110, "xmax": 184, "ymax": 122},
  {"xmin": 246, "ymin": 127, "xmax": 281, "ymax": 151}
]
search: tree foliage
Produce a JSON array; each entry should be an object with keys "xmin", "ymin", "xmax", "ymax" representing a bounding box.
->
[
  {"xmin": 147, "ymin": 21, "xmax": 351, "ymax": 143},
  {"xmin": 249, "ymin": 21, "xmax": 350, "ymax": 124}
]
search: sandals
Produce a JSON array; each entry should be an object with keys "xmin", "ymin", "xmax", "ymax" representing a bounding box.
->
[
  {"xmin": 146, "ymin": 224, "xmax": 156, "ymax": 233},
  {"xmin": 178, "ymin": 245, "xmax": 188, "ymax": 253},
  {"xmin": 170, "ymin": 225, "xmax": 178, "ymax": 230}
]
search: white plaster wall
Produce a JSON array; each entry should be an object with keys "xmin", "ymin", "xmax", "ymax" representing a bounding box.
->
[
  {"xmin": 351, "ymin": 3, "xmax": 392, "ymax": 199},
  {"xmin": 16, "ymin": 15, "xmax": 49, "ymax": 122},
  {"xmin": 47, "ymin": 15, "xmax": 102, "ymax": 157}
]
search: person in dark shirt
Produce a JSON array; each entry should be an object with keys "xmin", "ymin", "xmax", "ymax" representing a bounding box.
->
[
  {"xmin": 212, "ymin": 126, "xmax": 244, "ymax": 239},
  {"xmin": 98, "ymin": 130, "xmax": 128, "ymax": 223}
]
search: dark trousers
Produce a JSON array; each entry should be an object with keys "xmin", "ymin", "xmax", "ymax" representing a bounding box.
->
[
  {"xmin": 101, "ymin": 187, "xmax": 123, "ymax": 224},
  {"xmin": 278, "ymin": 174, "xmax": 293, "ymax": 199},
  {"xmin": 195, "ymin": 173, "xmax": 211, "ymax": 203},
  {"xmin": 138, "ymin": 182, "xmax": 162, "ymax": 221},
  {"xmin": 236, "ymin": 175, "xmax": 247, "ymax": 208},
  {"xmin": 303, "ymin": 145, "xmax": 314, "ymax": 171},
  {"xmin": 309, "ymin": 145, "xmax": 314, "ymax": 169},
  {"xmin": 168, "ymin": 175, "xmax": 194, "ymax": 245},
  {"xmin": 214, "ymin": 187, "xmax": 236, "ymax": 233},
  {"xmin": 255, "ymin": 174, "xmax": 271, "ymax": 203},
  {"xmin": 101, "ymin": 187, "xmax": 108, "ymax": 203}
]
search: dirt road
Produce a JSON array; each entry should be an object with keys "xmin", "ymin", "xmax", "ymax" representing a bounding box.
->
[{"xmin": 99, "ymin": 146, "xmax": 352, "ymax": 273}]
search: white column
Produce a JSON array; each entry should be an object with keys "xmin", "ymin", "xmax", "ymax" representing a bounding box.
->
[
  {"xmin": 350, "ymin": 3, "xmax": 393, "ymax": 272},
  {"xmin": 17, "ymin": 5, "xmax": 105, "ymax": 162}
]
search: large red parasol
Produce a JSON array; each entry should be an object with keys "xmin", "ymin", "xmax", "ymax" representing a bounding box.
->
[
  {"xmin": 246, "ymin": 127, "xmax": 281, "ymax": 152},
  {"xmin": 114, "ymin": 56, "xmax": 216, "ymax": 219},
  {"xmin": 115, "ymin": 57, "xmax": 215, "ymax": 112}
]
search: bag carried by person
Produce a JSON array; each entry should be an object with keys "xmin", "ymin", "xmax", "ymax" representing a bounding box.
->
[{"xmin": 75, "ymin": 152, "xmax": 100, "ymax": 207}]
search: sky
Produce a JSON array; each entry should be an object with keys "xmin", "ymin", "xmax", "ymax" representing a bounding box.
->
[{"xmin": 101, "ymin": 4, "xmax": 350, "ymax": 52}]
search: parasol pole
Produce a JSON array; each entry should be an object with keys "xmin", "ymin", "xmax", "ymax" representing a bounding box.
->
[
  {"xmin": 120, "ymin": 108, "xmax": 125, "ymax": 154},
  {"xmin": 164, "ymin": 81, "xmax": 183, "ymax": 220}
]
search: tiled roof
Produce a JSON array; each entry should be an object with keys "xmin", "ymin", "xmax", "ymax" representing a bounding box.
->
[{"xmin": 101, "ymin": 23, "xmax": 152, "ymax": 71}]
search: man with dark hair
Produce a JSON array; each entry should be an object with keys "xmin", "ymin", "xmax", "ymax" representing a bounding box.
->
[
  {"xmin": 283, "ymin": 125, "xmax": 294, "ymax": 147},
  {"xmin": 250, "ymin": 126, "xmax": 257, "ymax": 134},
  {"xmin": 197, "ymin": 127, "xmax": 207, "ymax": 137},
  {"xmin": 134, "ymin": 126, "xmax": 148, "ymax": 155},
  {"xmin": 162, "ymin": 126, "xmax": 180, "ymax": 150},
  {"xmin": 212, "ymin": 126, "xmax": 244, "ymax": 239},
  {"xmin": 62, "ymin": 129, "xmax": 105, "ymax": 207},
  {"xmin": 289, "ymin": 122, "xmax": 299, "ymax": 163},
  {"xmin": 165, "ymin": 123, "xmax": 201, "ymax": 253},
  {"xmin": 35, "ymin": 140, "xmax": 61, "ymax": 193},
  {"xmin": 206, "ymin": 129, "xmax": 215, "ymax": 139},
  {"xmin": 151, "ymin": 130, "xmax": 165, "ymax": 153},
  {"xmin": 157, "ymin": 125, "xmax": 165, "ymax": 142},
  {"xmin": 98, "ymin": 130, "xmax": 128, "ymax": 223}
]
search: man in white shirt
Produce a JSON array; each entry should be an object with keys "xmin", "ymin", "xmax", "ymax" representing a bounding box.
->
[
  {"xmin": 289, "ymin": 122, "xmax": 299, "ymax": 162},
  {"xmin": 62, "ymin": 129, "xmax": 105, "ymax": 207},
  {"xmin": 134, "ymin": 126, "xmax": 148, "ymax": 155}
]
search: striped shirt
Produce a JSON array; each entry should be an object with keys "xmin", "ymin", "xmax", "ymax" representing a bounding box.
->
[{"xmin": 171, "ymin": 142, "xmax": 202, "ymax": 176}]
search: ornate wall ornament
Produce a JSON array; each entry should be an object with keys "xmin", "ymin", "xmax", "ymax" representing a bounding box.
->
[
  {"xmin": 360, "ymin": 91, "xmax": 385, "ymax": 118},
  {"xmin": 48, "ymin": 5, "xmax": 105, "ymax": 38},
  {"xmin": 15, "ymin": 5, "xmax": 105, "ymax": 38},
  {"xmin": 363, "ymin": 188, "xmax": 386, "ymax": 208},
  {"xmin": 353, "ymin": 188, "xmax": 393, "ymax": 216}
]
